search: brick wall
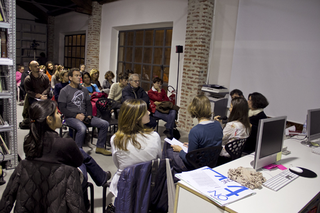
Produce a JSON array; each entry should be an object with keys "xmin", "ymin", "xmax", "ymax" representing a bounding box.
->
[
  {"xmin": 86, "ymin": 1, "xmax": 102, "ymax": 72},
  {"xmin": 179, "ymin": 0, "xmax": 215, "ymax": 132},
  {"xmin": 47, "ymin": 16, "xmax": 55, "ymax": 62}
]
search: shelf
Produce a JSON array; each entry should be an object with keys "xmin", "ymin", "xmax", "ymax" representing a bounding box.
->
[
  {"xmin": 0, "ymin": 58, "xmax": 13, "ymax": 65},
  {"xmin": 0, "ymin": 22, "xmax": 10, "ymax": 29},
  {"xmin": 0, "ymin": 92, "xmax": 12, "ymax": 98},
  {"xmin": 0, "ymin": 154, "xmax": 15, "ymax": 162},
  {"xmin": 0, "ymin": 125, "xmax": 13, "ymax": 132}
]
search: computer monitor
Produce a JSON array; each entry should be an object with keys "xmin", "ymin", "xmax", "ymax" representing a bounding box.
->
[
  {"xmin": 307, "ymin": 108, "xmax": 320, "ymax": 143},
  {"xmin": 252, "ymin": 116, "xmax": 287, "ymax": 170}
]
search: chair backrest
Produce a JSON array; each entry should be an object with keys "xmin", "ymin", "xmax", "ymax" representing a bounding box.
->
[
  {"xmin": 186, "ymin": 145, "xmax": 222, "ymax": 169},
  {"xmin": 225, "ymin": 138, "xmax": 247, "ymax": 160}
]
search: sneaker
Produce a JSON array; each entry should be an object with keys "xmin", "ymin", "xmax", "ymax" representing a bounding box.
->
[{"xmin": 96, "ymin": 147, "xmax": 112, "ymax": 156}]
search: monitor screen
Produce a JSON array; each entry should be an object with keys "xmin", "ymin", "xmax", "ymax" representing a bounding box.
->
[
  {"xmin": 253, "ymin": 116, "xmax": 287, "ymax": 170},
  {"xmin": 307, "ymin": 108, "xmax": 320, "ymax": 142}
]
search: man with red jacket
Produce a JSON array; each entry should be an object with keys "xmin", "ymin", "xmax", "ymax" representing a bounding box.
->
[{"xmin": 148, "ymin": 77, "xmax": 176, "ymax": 139}]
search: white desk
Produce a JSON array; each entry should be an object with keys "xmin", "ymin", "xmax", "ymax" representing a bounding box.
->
[{"xmin": 174, "ymin": 138, "xmax": 320, "ymax": 213}]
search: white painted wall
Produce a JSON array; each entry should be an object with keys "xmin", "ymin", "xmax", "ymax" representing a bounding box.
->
[
  {"xmin": 230, "ymin": 0, "xmax": 320, "ymax": 123},
  {"xmin": 100, "ymin": 0, "xmax": 188, "ymax": 102},
  {"xmin": 54, "ymin": 12, "xmax": 90, "ymax": 64}
]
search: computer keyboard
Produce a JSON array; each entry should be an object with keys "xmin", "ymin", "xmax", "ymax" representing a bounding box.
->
[{"xmin": 263, "ymin": 170, "xmax": 299, "ymax": 191}]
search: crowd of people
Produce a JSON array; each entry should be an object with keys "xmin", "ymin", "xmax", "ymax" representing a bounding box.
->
[{"xmin": 7, "ymin": 59, "xmax": 270, "ymax": 212}]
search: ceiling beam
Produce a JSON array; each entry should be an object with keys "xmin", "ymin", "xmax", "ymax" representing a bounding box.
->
[
  {"xmin": 71, "ymin": 0, "xmax": 92, "ymax": 15},
  {"xmin": 17, "ymin": 1, "xmax": 48, "ymax": 24},
  {"xmin": 98, "ymin": 0, "xmax": 118, "ymax": 5}
]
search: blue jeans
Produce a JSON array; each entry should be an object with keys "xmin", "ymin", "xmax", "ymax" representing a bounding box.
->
[
  {"xmin": 153, "ymin": 109, "xmax": 177, "ymax": 134},
  {"xmin": 79, "ymin": 148, "xmax": 107, "ymax": 186},
  {"xmin": 65, "ymin": 116, "xmax": 109, "ymax": 148}
]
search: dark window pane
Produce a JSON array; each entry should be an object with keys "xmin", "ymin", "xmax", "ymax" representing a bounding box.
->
[
  {"xmin": 68, "ymin": 36, "xmax": 72, "ymax": 45},
  {"xmin": 118, "ymin": 47, "xmax": 124, "ymax": 61},
  {"xmin": 127, "ymin": 31, "xmax": 134, "ymax": 46},
  {"xmin": 77, "ymin": 35, "xmax": 81, "ymax": 46},
  {"xmin": 72, "ymin": 58, "xmax": 76, "ymax": 68},
  {"xmin": 76, "ymin": 47, "xmax": 81, "ymax": 57},
  {"xmin": 155, "ymin": 30, "xmax": 164, "ymax": 46},
  {"xmin": 80, "ymin": 59, "xmax": 84, "ymax": 64},
  {"xmin": 162, "ymin": 85, "xmax": 168, "ymax": 93},
  {"xmin": 143, "ymin": 48, "xmax": 152, "ymax": 64},
  {"xmin": 142, "ymin": 65, "xmax": 151, "ymax": 81},
  {"xmin": 73, "ymin": 35, "xmax": 77, "ymax": 46},
  {"xmin": 145, "ymin": 30, "xmax": 153, "ymax": 46},
  {"xmin": 72, "ymin": 47, "xmax": 76, "ymax": 57},
  {"xmin": 65, "ymin": 47, "xmax": 68, "ymax": 57},
  {"xmin": 65, "ymin": 36, "xmax": 68, "ymax": 46},
  {"xmin": 153, "ymin": 66, "xmax": 161, "ymax": 79},
  {"xmin": 64, "ymin": 58, "xmax": 67, "ymax": 67},
  {"xmin": 163, "ymin": 67, "xmax": 169, "ymax": 83},
  {"xmin": 141, "ymin": 82, "xmax": 150, "ymax": 92},
  {"xmin": 136, "ymin": 30, "xmax": 144, "ymax": 46},
  {"xmin": 118, "ymin": 62, "xmax": 124, "ymax": 74},
  {"xmin": 76, "ymin": 59, "xmax": 80, "ymax": 68},
  {"xmin": 81, "ymin": 47, "xmax": 85, "ymax": 58},
  {"xmin": 134, "ymin": 64, "xmax": 141, "ymax": 75},
  {"xmin": 68, "ymin": 58, "xmax": 71, "ymax": 67},
  {"xmin": 81, "ymin": 35, "xmax": 86, "ymax": 46},
  {"xmin": 119, "ymin": 32, "xmax": 125, "ymax": 46},
  {"xmin": 68, "ymin": 47, "xmax": 72, "ymax": 57},
  {"xmin": 134, "ymin": 47, "xmax": 142, "ymax": 63},
  {"xmin": 164, "ymin": 48, "xmax": 171, "ymax": 65},
  {"xmin": 126, "ymin": 47, "xmax": 133, "ymax": 62},
  {"xmin": 125, "ymin": 63, "xmax": 132, "ymax": 71},
  {"xmin": 153, "ymin": 48, "xmax": 163, "ymax": 65},
  {"xmin": 165, "ymin": 29, "xmax": 172, "ymax": 46}
]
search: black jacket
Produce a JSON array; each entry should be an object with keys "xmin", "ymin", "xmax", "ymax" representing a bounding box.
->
[
  {"xmin": 243, "ymin": 111, "xmax": 268, "ymax": 153},
  {"xmin": 122, "ymin": 84, "xmax": 150, "ymax": 107},
  {"xmin": 0, "ymin": 160, "xmax": 86, "ymax": 213}
]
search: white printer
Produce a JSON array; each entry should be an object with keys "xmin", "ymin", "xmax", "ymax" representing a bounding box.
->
[{"xmin": 201, "ymin": 84, "xmax": 229, "ymax": 117}]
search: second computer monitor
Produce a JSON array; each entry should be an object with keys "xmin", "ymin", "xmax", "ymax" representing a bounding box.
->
[
  {"xmin": 307, "ymin": 108, "xmax": 320, "ymax": 143},
  {"xmin": 253, "ymin": 116, "xmax": 287, "ymax": 170}
]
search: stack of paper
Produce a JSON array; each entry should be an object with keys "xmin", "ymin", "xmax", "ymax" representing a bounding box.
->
[
  {"xmin": 176, "ymin": 166, "xmax": 256, "ymax": 206},
  {"xmin": 164, "ymin": 138, "xmax": 188, "ymax": 153}
]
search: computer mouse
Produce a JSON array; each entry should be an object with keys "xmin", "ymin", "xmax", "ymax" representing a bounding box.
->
[{"xmin": 289, "ymin": 167, "xmax": 303, "ymax": 173}]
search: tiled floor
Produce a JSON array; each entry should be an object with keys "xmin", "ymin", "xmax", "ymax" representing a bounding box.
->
[{"xmin": 0, "ymin": 103, "xmax": 189, "ymax": 213}]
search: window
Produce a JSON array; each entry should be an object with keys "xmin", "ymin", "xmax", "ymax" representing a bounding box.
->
[
  {"xmin": 117, "ymin": 28, "xmax": 172, "ymax": 92},
  {"xmin": 64, "ymin": 34, "xmax": 86, "ymax": 69}
]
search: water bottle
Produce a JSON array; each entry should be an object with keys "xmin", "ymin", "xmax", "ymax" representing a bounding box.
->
[{"xmin": 302, "ymin": 118, "xmax": 307, "ymax": 135}]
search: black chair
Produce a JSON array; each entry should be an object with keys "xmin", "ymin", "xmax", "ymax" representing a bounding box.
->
[
  {"xmin": 96, "ymin": 98, "xmax": 119, "ymax": 148},
  {"xmin": 225, "ymin": 138, "xmax": 247, "ymax": 160},
  {"xmin": 186, "ymin": 146, "xmax": 222, "ymax": 169},
  {"xmin": 86, "ymin": 182, "xmax": 94, "ymax": 213}
]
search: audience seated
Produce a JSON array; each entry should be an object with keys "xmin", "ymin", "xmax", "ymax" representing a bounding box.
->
[
  {"xmin": 51, "ymin": 65, "xmax": 63, "ymax": 89},
  {"xmin": 0, "ymin": 100, "xmax": 111, "ymax": 212},
  {"xmin": 90, "ymin": 69, "xmax": 102, "ymax": 90},
  {"xmin": 122, "ymin": 74, "xmax": 157, "ymax": 128},
  {"xmin": 243, "ymin": 92, "xmax": 269, "ymax": 153},
  {"xmin": 148, "ymin": 77, "xmax": 177, "ymax": 139},
  {"xmin": 58, "ymin": 68, "xmax": 111, "ymax": 156},
  {"xmin": 53, "ymin": 69, "xmax": 69, "ymax": 101},
  {"xmin": 45, "ymin": 61, "xmax": 54, "ymax": 82},
  {"xmin": 102, "ymin": 70, "xmax": 115, "ymax": 93},
  {"xmin": 109, "ymin": 73, "xmax": 128, "ymax": 103},
  {"xmin": 215, "ymin": 97, "xmax": 251, "ymax": 164},
  {"xmin": 16, "ymin": 65, "xmax": 25, "ymax": 104},
  {"xmin": 171, "ymin": 95, "xmax": 223, "ymax": 169},
  {"xmin": 81, "ymin": 71, "xmax": 100, "ymax": 96},
  {"xmin": 110, "ymin": 99, "xmax": 161, "ymax": 197},
  {"xmin": 80, "ymin": 64, "xmax": 86, "ymax": 74},
  {"xmin": 230, "ymin": 89, "xmax": 244, "ymax": 100}
]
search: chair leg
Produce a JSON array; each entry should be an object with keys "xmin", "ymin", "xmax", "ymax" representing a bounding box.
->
[
  {"xmin": 102, "ymin": 182, "xmax": 110, "ymax": 213},
  {"xmin": 156, "ymin": 119, "xmax": 159, "ymax": 132},
  {"xmin": 87, "ymin": 182, "xmax": 94, "ymax": 213}
]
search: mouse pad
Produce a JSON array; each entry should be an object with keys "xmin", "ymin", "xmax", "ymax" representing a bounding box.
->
[{"xmin": 289, "ymin": 167, "xmax": 317, "ymax": 178}]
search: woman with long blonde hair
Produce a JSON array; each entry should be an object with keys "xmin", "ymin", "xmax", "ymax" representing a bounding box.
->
[{"xmin": 110, "ymin": 99, "xmax": 161, "ymax": 197}]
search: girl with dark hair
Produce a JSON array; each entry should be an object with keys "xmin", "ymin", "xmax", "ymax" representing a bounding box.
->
[
  {"xmin": 214, "ymin": 97, "xmax": 251, "ymax": 158},
  {"xmin": 244, "ymin": 92, "xmax": 269, "ymax": 153},
  {"xmin": 110, "ymin": 99, "xmax": 161, "ymax": 197},
  {"xmin": 24, "ymin": 100, "xmax": 111, "ymax": 209},
  {"xmin": 81, "ymin": 71, "xmax": 100, "ymax": 96}
]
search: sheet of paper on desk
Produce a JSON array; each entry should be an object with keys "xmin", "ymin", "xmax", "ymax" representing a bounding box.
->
[
  {"xmin": 164, "ymin": 138, "xmax": 188, "ymax": 153},
  {"xmin": 175, "ymin": 166, "xmax": 256, "ymax": 206}
]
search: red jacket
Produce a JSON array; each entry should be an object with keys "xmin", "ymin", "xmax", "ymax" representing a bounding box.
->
[{"xmin": 148, "ymin": 88, "xmax": 169, "ymax": 113}]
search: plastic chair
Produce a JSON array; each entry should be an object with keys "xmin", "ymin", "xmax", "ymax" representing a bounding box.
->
[
  {"xmin": 186, "ymin": 146, "xmax": 222, "ymax": 169},
  {"xmin": 225, "ymin": 138, "xmax": 247, "ymax": 160}
]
